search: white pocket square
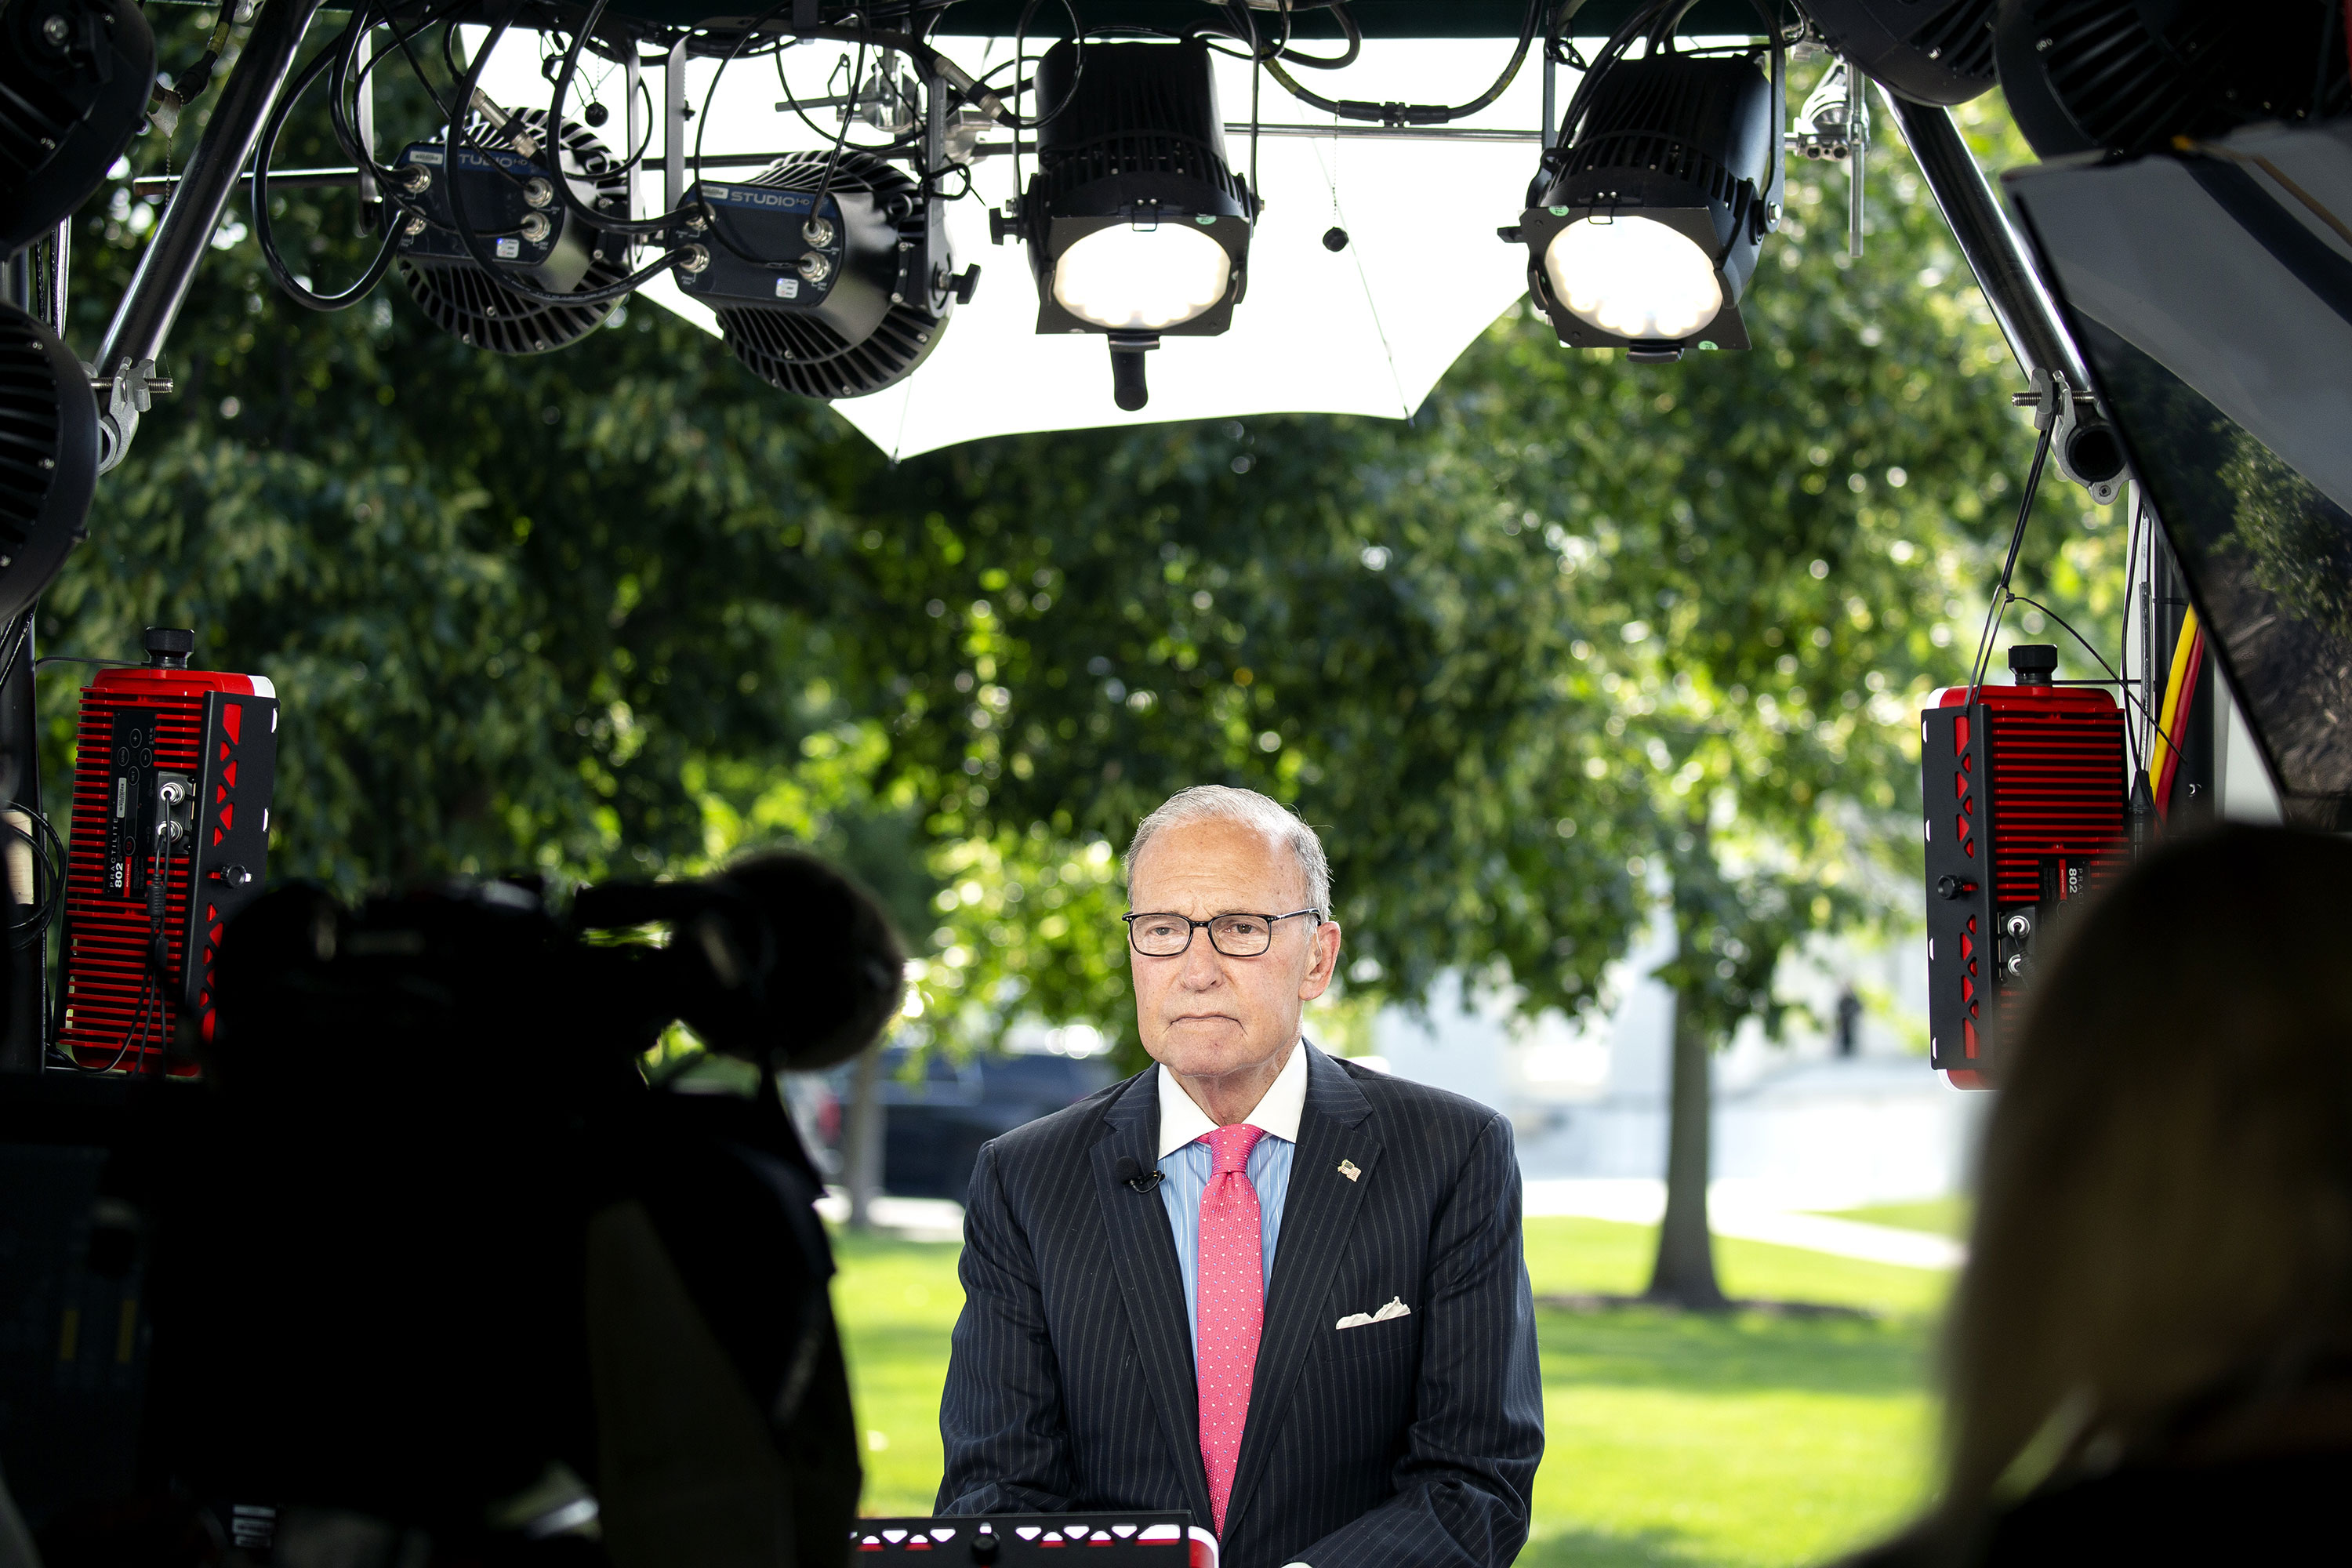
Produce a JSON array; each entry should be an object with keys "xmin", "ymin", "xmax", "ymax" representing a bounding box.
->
[{"xmin": 1334, "ymin": 1296, "xmax": 1412, "ymax": 1330}]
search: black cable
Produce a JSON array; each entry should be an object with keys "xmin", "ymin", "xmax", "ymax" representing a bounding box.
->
[
  {"xmin": 2003, "ymin": 593, "xmax": 2167, "ymax": 775},
  {"xmin": 61, "ymin": 834, "xmax": 174, "ymax": 1076},
  {"xmin": 440, "ymin": 0, "xmax": 695, "ymax": 309},
  {"xmin": 0, "ymin": 610, "xmax": 32, "ymax": 695},
  {"xmin": 256, "ymin": 38, "xmax": 401, "ymax": 312},
  {"xmin": 1272, "ymin": 2, "xmax": 1359, "ymax": 71},
  {"xmin": 3, "ymin": 805, "xmax": 67, "ymax": 949},
  {"xmin": 800, "ymin": 29, "xmax": 869, "ymax": 260},
  {"xmin": 1964, "ymin": 418, "xmax": 2056, "ymax": 710},
  {"xmin": 1260, "ymin": 0, "xmax": 1542, "ymax": 125},
  {"xmin": 543, "ymin": 0, "xmax": 699, "ymax": 237},
  {"xmin": 771, "ymin": 22, "xmax": 927, "ymax": 154},
  {"xmin": 1548, "ymin": 0, "xmax": 1681, "ymax": 172},
  {"xmin": 692, "ymin": 2, "xmax": 828, "ymax": 267}
]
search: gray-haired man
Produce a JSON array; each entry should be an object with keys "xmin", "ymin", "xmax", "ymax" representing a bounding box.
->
[{"xmin": 937, "ymin": 786, "xmax": 1543, "ymax": 1568}]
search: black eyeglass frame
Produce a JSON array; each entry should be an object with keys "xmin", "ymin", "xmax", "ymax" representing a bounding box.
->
[{"xmin": 1121, "ymin": 908, "xmax": 1326, "ymax": 958}]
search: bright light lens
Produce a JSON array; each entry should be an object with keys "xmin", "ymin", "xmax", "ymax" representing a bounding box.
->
[
  {"xmin": 1051, "ymin": 223, "xmax": 1233, "ymax": 331},
  {"xmin": 1543, "ymin": 216, "xmax": 1723, "ymax": 341}
]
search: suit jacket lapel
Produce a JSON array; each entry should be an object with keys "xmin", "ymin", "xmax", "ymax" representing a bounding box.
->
[
  {"xmin": 1222, "ymin": 1046, "xmax": 1381, "ymax": 1544},
  {"xmin": 1089, "ymin": 1070, "xmax": 1217, "ymax": 1529}
]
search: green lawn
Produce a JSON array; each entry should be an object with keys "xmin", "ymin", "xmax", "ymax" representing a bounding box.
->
[{"xmin": 833, "ymin": 1215, "xmax": 1951, "ymax": 1566}]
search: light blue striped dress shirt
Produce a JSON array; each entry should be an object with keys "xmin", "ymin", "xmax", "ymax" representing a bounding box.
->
[{"xmin": 1153, "ymin": 1044, "xmax": 1305, "ymax": 1366}]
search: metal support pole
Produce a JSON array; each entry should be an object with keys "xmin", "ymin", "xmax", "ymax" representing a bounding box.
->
[
  {"xmin": 1877, "ymin": 87, "xmax": 2085, "ymax": 391},
  {"xmin": 1846, "ymin": 66, "xmax": 1867, "ymax": 259},
  {"xmin": 666, "ymin": 37, "xmax": 691, "ymax": 215},
  {"xmin": 624, "ymin": 49, "xmax": 644, "ymax": 224},
  {"xmin": 354, "ymin": 23, "xmax": 380, "ymax": 234},
  {"xmin": 1541, "ymin": 48, "xmax": 1557, "ymax": 151},
  {"xmin": 46, "ymin": 219, "xmax": 70, "ymax": 336},
  {"xmin": 96, "ymin": 0, "xmax": 325, "ymax": 384}
]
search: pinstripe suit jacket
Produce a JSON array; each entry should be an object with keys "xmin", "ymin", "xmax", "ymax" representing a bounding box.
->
[{"xmin": 936, "ymin": 1044, "xmax": 1544, "ymax": 1568}]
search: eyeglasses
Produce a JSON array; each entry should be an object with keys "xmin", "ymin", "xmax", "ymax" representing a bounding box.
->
[{"xmin": 1123, "ymin": 909, "xmax": 1323, "ymax": 958}]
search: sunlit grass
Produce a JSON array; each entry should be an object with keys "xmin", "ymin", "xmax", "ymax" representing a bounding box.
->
[
  {"xmin": 832, "ymin": 1216, "xmax": 1954, "ymax": 1564},
  {"xmin": 1814, "ymin": 1196, "xmax": 1973, "ymax": 1240}
]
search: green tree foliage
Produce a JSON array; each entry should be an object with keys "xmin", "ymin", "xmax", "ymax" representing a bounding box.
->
[{"xmin": 50, "ymin": 19, "xmax": 2105, "ymax": 1104}]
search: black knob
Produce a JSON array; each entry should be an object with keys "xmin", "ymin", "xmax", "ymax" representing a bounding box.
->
[
  {"xmin": 585, "ymin": 101, "xmax": 610, "ymax": 127},
  {"xmin": 143, "ymin": 627, "xmax": 195, "ymax": 669},
  {"xmin": 951, "ymin": 264, "xmax": 982, "ymax": 306},
  {"xmin": 1936, "ymin": 876, "xmax": 1976, "ymax": 901},
  {"xmin": 2008, "ymin": 644, "xmax": 2058, "ymax": 685},
  {"xmin": 1323, "ymin": 226, "xmax": 1350, "ymax": 252},
  {"xmin": 970, "ymin": 1527, "xmax": 1000, "ymax": 1563}
]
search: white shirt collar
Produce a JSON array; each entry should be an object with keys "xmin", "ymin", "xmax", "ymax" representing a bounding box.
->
[{"xmin": 1156, "ymin": 1037, "xmax": 1309, "ymax": 1159}]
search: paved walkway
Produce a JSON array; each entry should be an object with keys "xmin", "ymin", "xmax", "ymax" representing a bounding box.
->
[
  {"xmin": 1520, "ymin": 1178, "xmax": 1965, "ymax": 1269},
  {"xmin": 823, "ymin": 1179, "xmax": 1965, "ymax": 1269},
  {"xmin": 817, "ymin": 1191, "xmax": 968, "ymax": 1243}
]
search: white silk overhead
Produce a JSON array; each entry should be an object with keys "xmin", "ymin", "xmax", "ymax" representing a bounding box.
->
[{"xmin": 463, "ymin": 32, "xmax": 1566, "ymax": 459}]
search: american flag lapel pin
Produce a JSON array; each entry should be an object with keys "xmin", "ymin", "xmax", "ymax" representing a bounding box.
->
[{"xmin": 1337, "ymin": 1159, "xmax": 1361, "ymax": 1182}]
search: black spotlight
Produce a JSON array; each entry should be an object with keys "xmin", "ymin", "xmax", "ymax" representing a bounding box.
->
[
  {"xmin": 1514, "ymin": 51, "xmax": 1779, "ymax": 362},
  {"xmin": 996, "ymin": 38, "xmax": 1258, "ymax": 411},
  {"xmin": 390, "ymin": 109, "xmax": 633, "ymax": 354},
  {"xmin": 1796, "ymin": 0, "xmax": 1998, "ymax": 106},
  {"xmin": 1995, "ymin": 0, "xmax": 2347, "ymax": 161},
  {"xmin": 0, "ymin": 303, "xmax": 98, "ymax": 623},
  {"xmin": 0, "ymin": 0, "xmax": 155, "ymax": 259},
  {"xmin": 673, "ymin": 150, "xmax": 974, "ymax": 401}
]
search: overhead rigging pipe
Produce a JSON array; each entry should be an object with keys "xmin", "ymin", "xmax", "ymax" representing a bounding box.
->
[
  {"xmin": 93, "ymin": 0, "xmax": 328, "ymax": 473},
  {"xmin": 1878, "ymin": 89, "xmax": 2125, "ymax": 503}
]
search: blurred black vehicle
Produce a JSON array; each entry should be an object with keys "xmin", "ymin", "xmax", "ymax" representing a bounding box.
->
[{"xmin": 830, "ymin": 1044, "xmax": 1117, "ymax": 1203}]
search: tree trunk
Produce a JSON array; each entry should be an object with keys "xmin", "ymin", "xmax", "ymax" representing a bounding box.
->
[
  {"xmin": 1646, "ymin": 985, "xmax": 1728, "ymax": 1308},
  {"xmin": 842, "ymin": 1042, "xmax": 885, "ymax": 1233}
]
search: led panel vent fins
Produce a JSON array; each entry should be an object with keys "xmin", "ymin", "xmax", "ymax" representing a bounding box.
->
[
  {"xmin": 1919, "ymin": 644, "xmax": 2125, "ymax": 1086},
  {"xmin": 1995, "ymin": 0, "xmax": 2350, "ymax": 159},
  {"xmin": 684, "ymin": 151, "xmax": 958, "ymax": 400},
  {"xmin": 60, "ymin": 630, "xmax": 278, "ymax": 1076},
  {"xmin": 394, "ymin": 109, "xmax": 631, "ymax": 354},
  {"xmin": 0, "ymin": 0, "xmax": 155, "ymax": 258},
  {"xmin": 1795, "ymin": 0, "xmax": 1997, "ymax": 106},
  {"xmin": 0, "ymin": 303, "xmax": 96, "ymax": 624}
]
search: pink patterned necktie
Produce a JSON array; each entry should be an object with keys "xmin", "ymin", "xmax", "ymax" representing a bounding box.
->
[{"xmin": 1195, "ymin": 1123, "xmax": 1266, "ymax": 1537}]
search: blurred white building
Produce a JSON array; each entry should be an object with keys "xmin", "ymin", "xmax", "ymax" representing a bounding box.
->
[
  {"xmin": 1364, "ymin": 688, "xmax": 2288, "ymax": 1209},
  {"xmin": 1367, "ymin": 911, "xmax": 1986, "ymax": 1210}
]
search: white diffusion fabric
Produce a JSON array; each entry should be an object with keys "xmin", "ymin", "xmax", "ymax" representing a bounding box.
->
[{"xmin": 466, "ymin": 33, "xmax": 1562, "ymax": 458}]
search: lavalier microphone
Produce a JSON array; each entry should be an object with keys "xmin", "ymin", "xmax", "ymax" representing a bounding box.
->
[{"xmin": 1114, "ymin": 1155, "xmax": 1164, "ymax": 1194}]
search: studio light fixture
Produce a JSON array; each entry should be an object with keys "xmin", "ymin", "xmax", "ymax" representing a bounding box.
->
[
  {"xmin": 674, "ymin": 149, "xmax": 975, "ymax": 400},
  {"xmin": 996, "ymin": 38, "xmax": 1258, "ymax": 411},
  {"xmin": 1994, "ymin": 0, "xmax": 2347, "ymax": 161},
  {"xmin": 1794, "ymin": 0, "xmax": 1997, "ymax": 107},
  {"xmin": 0, "ymin": 0, "xmax": 155, "ymax": 258},
  {"xmin": 1510, "ymin": 30, "xmax": 1780, "ymax": 363},
  {"xmin": 390, "ymin": 107, "xmax": 633, "ymax": 354},
  {"xmin": 0, "ymin": 303, "xmax": 98, "ymax": 624}
]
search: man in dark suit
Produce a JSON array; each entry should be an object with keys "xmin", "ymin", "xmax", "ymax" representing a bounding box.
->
[{"xmin": 937, "ymin": 786, "xmax": 1544, "ymax": 1568}]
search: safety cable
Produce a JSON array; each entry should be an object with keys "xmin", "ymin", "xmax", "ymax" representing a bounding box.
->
[{"xmin": 1963, "ymin": 418, "xmax": 2055, "ymax": 710}]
